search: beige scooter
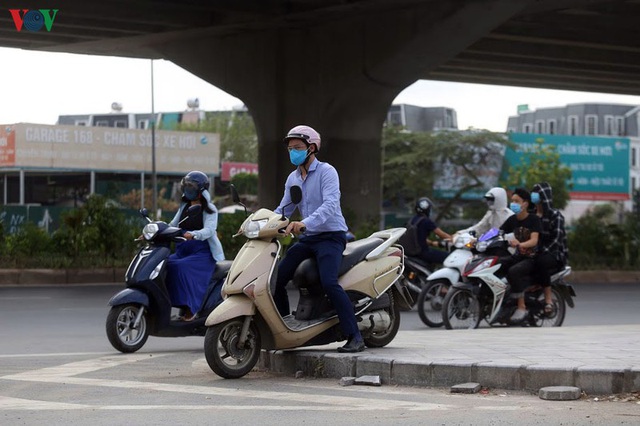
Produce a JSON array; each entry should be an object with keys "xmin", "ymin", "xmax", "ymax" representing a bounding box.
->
[{"xmin": 203, "ymin": 186, "xmax": 412, "ymax": 379}]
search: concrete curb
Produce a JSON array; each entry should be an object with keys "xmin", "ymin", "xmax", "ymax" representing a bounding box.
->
[{"xmin": 261, "ymin": 350, "xmax": 640, "ymax": 395}]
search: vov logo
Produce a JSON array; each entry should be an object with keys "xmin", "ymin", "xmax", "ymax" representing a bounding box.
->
[{"xmin": 9, "ymin": 9, "xmax": 59, "ymax": 32}]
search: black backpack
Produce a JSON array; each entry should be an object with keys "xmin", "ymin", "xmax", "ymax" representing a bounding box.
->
[{"xmin": 398, "ymin": 216, "xmax": 426, "ymax": 256}]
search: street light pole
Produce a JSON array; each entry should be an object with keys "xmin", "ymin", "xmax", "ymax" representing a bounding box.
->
[{"xmin": 151, "ymin": 59, "xmax": 157, "ymax": 218}]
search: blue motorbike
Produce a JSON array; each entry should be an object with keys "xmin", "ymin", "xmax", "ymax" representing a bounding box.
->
[{"xmin": 106, "ymin": 206, "xmax": 231, "ymax": 353}]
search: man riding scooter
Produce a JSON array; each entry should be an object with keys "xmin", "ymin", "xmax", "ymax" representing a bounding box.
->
[{"xmin": 273, "ymin": 125, "xmax": 365, "ymax": 353}]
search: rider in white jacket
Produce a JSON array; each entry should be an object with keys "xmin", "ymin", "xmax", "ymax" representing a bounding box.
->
[{"xmin": 457, "ymin": 187, "xmax": 514, "ymax": 237}]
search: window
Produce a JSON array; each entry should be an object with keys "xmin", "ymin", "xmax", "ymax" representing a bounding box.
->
[
  {"xmin": 535, "ymin": 120, "xmax": 545, "ymax": 134},
  {"xmin": 568, "ymin": 116, "xmax": 579, "ymax": 135},
  {"xmin": 632, "ymin": 176, "xmax": 637, "ymax": 190},
  {"xmin": 74, "ymin": 120, "xmax": 88, "ymax": 126},
  {"xmin": 387, "ymin": 111, "xmax": 403, "ymax": 127},
  {"xmin": 523, "ymin": 123, "xmax": 532, "ymax": 133},
  {"xmin": 95, "ymin": 120, "xmax": 108, "ymax": 127},
  {"xmin": 616, "ymin": 117, "xmax": 625, "ymax": 136},
  {"xmin": 138, "ymin": 120, "xmax": 149, "ymax": 129},
  {"xmin": 585, "ymin": 115, "xmax": 597, "ymax": 135},
  {"xmin": 114, "ymin": 120, "xmax": 127, "ymax": 128},
  {"xmin": 633, "ymin": 147, "xmax": 637, "ymax": 168},
  {"xmin": 547, "ymin": 119, "xmax": 556, "ymax": 135},
  {"xmin": 507, "ymin": 127, "xmax": 516, "ymax": 133},
  {"xmin": 604, "ymin": 116, "xmax": 615, "ymax": 136}
]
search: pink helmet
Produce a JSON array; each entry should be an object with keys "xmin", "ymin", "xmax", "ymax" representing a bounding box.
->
[{"xmin": 283, "ymin": 125, "xmax": 321, "ymax": 152}]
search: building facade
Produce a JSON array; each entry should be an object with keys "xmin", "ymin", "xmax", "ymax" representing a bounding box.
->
[{"xmin": 386, "ymin": 104, "xmax": 458, "ymax": 132}]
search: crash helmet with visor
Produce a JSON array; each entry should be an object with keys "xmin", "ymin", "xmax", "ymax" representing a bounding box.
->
[{"xmin": 181, "ymin": 170, "xmax": 209, "ymax": 201}]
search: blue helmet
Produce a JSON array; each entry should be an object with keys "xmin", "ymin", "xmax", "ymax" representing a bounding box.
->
[{"xmin": 181, "ymin": 171, "xmax": 209, "ymax": 201}]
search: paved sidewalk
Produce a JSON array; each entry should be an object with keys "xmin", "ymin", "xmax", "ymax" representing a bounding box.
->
[{"xmin": 261, "ymin": 324, "xmax": 640, "ymax": 395}]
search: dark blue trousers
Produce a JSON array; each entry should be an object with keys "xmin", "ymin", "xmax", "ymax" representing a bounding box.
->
[{"xmin": 274, "ymin": 231, "xmax": 360, "ymax": 337}]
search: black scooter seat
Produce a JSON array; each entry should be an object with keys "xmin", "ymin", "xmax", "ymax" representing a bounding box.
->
[
  {"xmin": 213, "ymin": 260, "xmax": 233, "ymax": 281},
  {"xmin": 293, "ymin": 237, "xmax": 384, "ymax": 291}
]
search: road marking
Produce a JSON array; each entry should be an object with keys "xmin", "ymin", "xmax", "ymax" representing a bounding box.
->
[
  {"xmin": 0, "ymin": 395, "xmax": 439, "ymax": 411},
  {"xmin": 1, "ymin": 354, "xmax": 453, "ymax": 411},
  {"xmin": 0, "ymin": 352, "xmax": 114, "ymax": 359}
]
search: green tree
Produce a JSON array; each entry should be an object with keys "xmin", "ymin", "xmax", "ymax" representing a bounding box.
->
[
  {"xmin": 502, "ymin": 138, "xmax": 572, "ymax": 209},
  {"xmin": 177, "ymin": 111, "xmax": 258, "ymax": 162},
  {"xmin": 382, "ymin": 127, "xmax": 508, "ymax": 221}
]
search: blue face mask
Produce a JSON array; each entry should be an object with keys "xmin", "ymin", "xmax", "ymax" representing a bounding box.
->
[
  {"xmin": 531, "ymin": 192, "xmax": 540, "ymax": 204},
  {"xmin": 510, "ymin": 202, "xmax": 522, "ymax": 214},
  {"xmin": 289, "ymin": 148, "xmax": 309, "ymax": 166},
  {"xmin": 184, "ymin": 188, "xmax": 199, "ymax": 201}
]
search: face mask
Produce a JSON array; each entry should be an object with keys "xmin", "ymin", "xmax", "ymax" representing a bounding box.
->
[
  {"xmin": 289, "ymin": 148, "xmax": 309, "ymax": 166},
  {"xmin": 531, "ymin": 192, "xmax": 540, "ymax": 204},
  {"xmin": 184, "ymin": 188, "xmax": 199, "ymax": 201},
  {"xmin": 510, "ymin": 202, "xmax": 522, "ymax": 214}
]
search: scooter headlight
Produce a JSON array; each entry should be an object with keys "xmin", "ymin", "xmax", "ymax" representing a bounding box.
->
[
  {"xmin": 243, "ymin": 219, "xmax": 268, "ymax": 239},
  {"xmin": 143, "ymin": 223, "xmax": 159, "ymax": 240},
  {"xmin": 476, "ymin": 241, "xmax": 488, "ymax": 252}
]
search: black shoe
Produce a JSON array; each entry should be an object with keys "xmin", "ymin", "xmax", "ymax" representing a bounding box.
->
[{"xmin": 337, "ymin": 335, "xmax": 365, "ymax": 353}]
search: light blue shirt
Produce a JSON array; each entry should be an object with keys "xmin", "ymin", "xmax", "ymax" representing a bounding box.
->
[{"xmin": 275, "ymin": 158, "xmax": 348, "ymax": 235}]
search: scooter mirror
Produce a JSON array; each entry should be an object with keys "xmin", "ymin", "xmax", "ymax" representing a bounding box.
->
[
  {"xmin": 290, "ymin": 185, "xmax": 303, "ymax": 204},
  {"xmin": 230, "ymin": 184, "xmax": 241, "ymax": 204},
  {"xmin": 139, "ymin": 208, "xmax": 149, "ymax": 219},
  {"xmin": 229, "ymin": 184, "xmax": 248, "ymax": 216}
]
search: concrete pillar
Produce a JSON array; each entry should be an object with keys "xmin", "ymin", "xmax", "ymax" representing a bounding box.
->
[{"xmin": 156, "ymin": 0, "xmax": 531, "ymax": 222}]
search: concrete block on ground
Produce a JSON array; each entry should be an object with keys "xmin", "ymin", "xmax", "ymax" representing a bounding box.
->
[
  {"xmin": 431, "ymin": 361, "xmax": 475, "ymax": 387},
  {"xmin": 539, "ymin": 386, "xmax": 581, "ymax": 400},
  {"xmin": 339, "ymin": 376, "xmax": 356, "ymax": 386},
  {"xmin": 451, "ymin": 382, "xmax": 481, "ymax": 394},
  {"xmin": 355, "ymin": 375, "xmax": 381, "ymax": 386},
  {"xmin": 524, "ymin": 365, "xmax": 575, "ymax": 391},
  {"xmin": 322, "ymin": 353, "xmax": 357, "ymax": 378},
  {"xmin": 20, "ymin": 269, "xmax": 66, "ymax": 285},
  {"xmin": 355, "ymin": 356, "xmax": 392, "ymax": 384},
  {"xmin": 391, "ymin": 359, "xmax": 432, "ymax": 387},
  {"xmin": 576, "ymin": 366, "xmax": 625, "ymax": 395},
  {"xmin": 476, "ymin": 363, "xmax": 526, "ymax": 390}
]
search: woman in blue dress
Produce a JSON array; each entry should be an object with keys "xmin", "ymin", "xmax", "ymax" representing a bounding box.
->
[{"xmin": 166, "ymin": 171, "xmax": 225, "ymax": 320}]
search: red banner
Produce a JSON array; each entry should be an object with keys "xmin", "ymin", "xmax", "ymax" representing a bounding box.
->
[{"xmin": 221, "ymin": 162, "xmax": 258, "ymax": 181}]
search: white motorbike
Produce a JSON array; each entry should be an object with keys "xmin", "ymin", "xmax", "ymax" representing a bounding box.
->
[
  {"xmin": 441, "ymin": 228, "xmax": 576, "ymax": 329},
  {"xmin": 416, "ymin": 232, "xmax": 476, "ymax": 327}
]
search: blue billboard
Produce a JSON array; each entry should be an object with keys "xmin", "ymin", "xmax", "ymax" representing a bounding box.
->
[{"xmin": 506, "ymin": 133, "xmax": 630, "ymax": 201}]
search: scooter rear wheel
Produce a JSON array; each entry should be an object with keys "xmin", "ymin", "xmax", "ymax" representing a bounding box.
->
[
  {"xmin": 105, "ymin": 304, "xmax": 149, "ymax": 353},
  {"xmin": 417, "ymin": 279, "xmax": 449, "ymax": 328},
  {"xmin": 363, "ymin": 293, "xmax": 401, "ymax": 348},
  {"xmin": 442, "ymin": 288, "xmax": 481, "ymax": 330},
  {"xmin": 529, "ymin": 286, "xmax": 567, "ymax": 327},
  {"xmin": 204, "ymin": 318, "xmax": 261, "ymax": 379}
]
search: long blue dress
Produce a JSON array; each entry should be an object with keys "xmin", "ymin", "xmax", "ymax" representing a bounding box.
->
[{"xmin": 166, "ymin": 209, "xmax": 216, "ymax": 315}]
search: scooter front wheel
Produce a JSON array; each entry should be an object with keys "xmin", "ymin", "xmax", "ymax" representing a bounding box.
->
[
  {"xmin": 442, "ymin": 288, "xmax": 481, "ymax": 330},
  {"xmin": 417, "ymin": 279, "xmax": 449, "ymax": 328},
  {"xmin": 204, "ymin": 318, "xmax": 261, "ymax": 379},
  {"xmin": 105, "ymin": 304, "xmax": 149, "ymax": 353}
]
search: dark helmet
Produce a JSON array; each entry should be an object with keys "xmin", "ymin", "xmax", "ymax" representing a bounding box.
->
[
  {"xmin": 415, "ymin": 197, "xmax": 433, "ymax": 216},
  {"xmin": 181, "ymin": 170, "xmax": 209, "ymax": 201}
]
